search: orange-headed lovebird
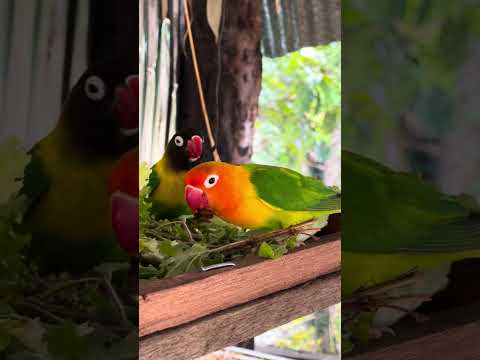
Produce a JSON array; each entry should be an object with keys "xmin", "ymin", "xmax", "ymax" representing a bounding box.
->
[{"xmin": 184, "ymin": 162, "xmax": 341, "ymax": 230}]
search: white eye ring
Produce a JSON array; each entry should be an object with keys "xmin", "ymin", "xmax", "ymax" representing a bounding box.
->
[
  {"xmin": 174, "ymin": 136, "xmax": 184, "ymax": 147},
  {"xmin": 204, "ymin": 174, "xmax": 219, "ymax": 189},
  {"xmin": 84, "ymin": 76, "xmax": 106, "ymax": 101}
]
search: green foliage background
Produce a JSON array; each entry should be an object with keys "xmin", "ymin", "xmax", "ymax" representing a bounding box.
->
[
  {"xmin": 253, "ymin": 42, "xmax": 341, "ymax": 174},
  {"xmin": 343, "ymin": 0, "xmax": 480, "ymax": 167}
]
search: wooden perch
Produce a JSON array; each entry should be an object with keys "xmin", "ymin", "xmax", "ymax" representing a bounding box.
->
[
  {"xmin": 140, "ymin": 271, "xmax": 340, "ymax": 360},
  {"xmin": 347, "ymin": 300, "xmax": 480, "ymax": 360},
  {"xmin": 139, "ymin": 232, "xmax": 340, "ymax": 337}
]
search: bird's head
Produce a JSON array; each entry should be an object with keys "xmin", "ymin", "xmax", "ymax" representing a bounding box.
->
[
  {"xmin": 108, "ymin": 147, "xmax": 139, "ymax": 256},
  {"xmin": 165, "ymin": 128, "xmax": 206, "ymax": 171},
  {"xmin": 184, "ymin": 161, "xmax": 241, "ymax": 214},
  {"xmin": 62, "ymin": 56, "xmax": 138, "ymax": 156}
]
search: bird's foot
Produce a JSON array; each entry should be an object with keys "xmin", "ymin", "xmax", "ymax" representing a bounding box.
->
[{"xmin": 193, "ymin": 208, "xmax": 215, "ymax": 223}]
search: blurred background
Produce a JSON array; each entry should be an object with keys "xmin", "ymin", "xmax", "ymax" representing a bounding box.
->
[
  {"xmin": 342, "ymin": 0, "xmax": 480, "ymax": 354},
  {"xmin": 253, "ymin": 42, "xmax": 341, "ymax": 187},
  {"xmin": 343, "ymin": 0, "xmax": 480, "ymax": 200}
]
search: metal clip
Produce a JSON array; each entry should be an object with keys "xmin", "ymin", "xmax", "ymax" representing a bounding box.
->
[{"xmin": 201, "ymin": 262, "xmax": 236, "ymax": 272}]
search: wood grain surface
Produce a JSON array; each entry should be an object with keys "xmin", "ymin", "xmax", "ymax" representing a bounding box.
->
[
  {"xmin": 349, "ymin": 321, "xmax": 480, "ymax": 360},
  {"xmin": 139, "ymin": 233, "xmax": 340, "ymax": 336},
  {"xmin": 348, "ymin": 301, "xmax": 480, "ymax": 360},
  {"xmin": 140, "ymin": 271, "xmax": 340, "ymax": 360}
]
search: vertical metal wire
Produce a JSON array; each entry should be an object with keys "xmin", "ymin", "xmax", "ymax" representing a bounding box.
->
[
  {"xmin": 139, "ymin": 0, "xmax": 147, "ymax": 160},
  {"xmin": 140, "ymin": 0, "xmax": 173, "ymax": 166},
  {"xmin": 151, "ymin": 19, "xmax": 171, "ymax": 164}
]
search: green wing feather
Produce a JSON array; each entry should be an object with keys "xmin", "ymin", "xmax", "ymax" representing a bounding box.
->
[
  {"xmin": 342, "ymin": 150, "xmax": 480, "ymax": 254},
  {"xmin": 244, "ymin": 164, "xmax": 341, "ymax": 212},
  {"xmin": 147, "ymin": 167, "xmax": 161, "ymax": 196}
]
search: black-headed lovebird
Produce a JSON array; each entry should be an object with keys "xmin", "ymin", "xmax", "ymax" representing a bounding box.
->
[
  {"xmin": 184, "ymin": 161, "xmax": 341, "ymax": 230},
  {"xmin": 342, "ymin": 150, "xmax": 480, "ymax": 340},
  {"xmin": 147, "ymin": 128, "xmax": 206, "ymax": 219},
  {"xmin": 20, "ymin": 57, "xmax": 138, "ymax": 273}
]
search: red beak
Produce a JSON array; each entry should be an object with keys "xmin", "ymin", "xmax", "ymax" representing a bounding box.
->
[
  {"xmin": 186, "ymin": 135, "xmax": 203, "ymax": 162},
  {"xmin": 114, "ymin": 75, "xmax": 139, "ymax": 136},
  {"xmin": 111, "ymin": 192, "xmax": 138, "ymax": 256},
  {"xmin": 185, "ymin": 185, "xmax": 209, "ymax": 211}
]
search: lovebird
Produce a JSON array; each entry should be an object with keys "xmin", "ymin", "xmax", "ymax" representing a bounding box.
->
[
  {"xmin": 20, "ymin": 57, "xmax": 138, "ymax": 273},
  {"xmin": 342, "ymin": 150, "xmax": 480, "ymax": 340},
  {"xmin": 184, "ymin": 161, "xmax": 341, "ymax": 230},
  {"xmin": 147, "ymin": 128, "xmax": 205, "ymax": 219},
  {"xmin": 108, "ymin": 147, "xmax": 139, "ymax": 257}
]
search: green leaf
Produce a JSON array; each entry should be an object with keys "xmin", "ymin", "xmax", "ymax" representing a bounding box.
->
[
  {"xmin": 0, "ymin": 137, "xmax": 30, "ymax": 203},
  {"xmin": 87, "ymin": 289, "xmax": 120, "ymax": 323},
  {"xmin": 258, "ymin": 242, "xmax": 275, "ymax": 259},
  {"xmin": 98, "ymin": 330, "xmax": 138, "ymax": 359},
  {"xmin": 286, "ymin": 237, "xmax": 297, "ymax": 250},
  {"xmin": 158, "ymin": 240, "xmax": 177, "ymax": 257},
  {"xmin": 271, "ymin": 244, "xmax": 288, "ymax": 258},
  {"xmin": 146, "ymin": 167, "xmax": 160, "ymax": 194},
  {"xmin": 9, "ymin": 318, "xmax": 47, "ymax": 355},
  {"xmin": 0, "ymin": 326, "xmax": 12, "ymax": 352},
  {"xmin": 139, "ymin": 264, "xmax": 165, "ymax": 279},
  {"xmin": 45, "ymin": 321, "xmax": 88, "ymax": 360},
  {"xmin": 139, "ymin": 161, "xmax": 151, "ymax": 189}
]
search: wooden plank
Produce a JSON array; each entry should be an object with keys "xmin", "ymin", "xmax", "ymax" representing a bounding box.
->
[
  {"xmin": 140, "ymin": 271, "xmax": 340, "ymax": 360},
  {"xmin": 139, "ymin": 233, "xmax": 341, "ymax": 336},
  {"xmin": 348, "ymin": 301, "xmax": 480, "ymax": 360},
  {"xmin": 349, "ymin": 322, "xmax": 480, "ymax": 360}
]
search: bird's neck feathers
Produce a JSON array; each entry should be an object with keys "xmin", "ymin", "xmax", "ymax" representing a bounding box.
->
[
  {"xmin": 38, "ymin": 118, "xmax": 115, "ymax": 163},
  {"xmin": 156, "ymin": 156, "xmax": 187, "ymax": 178},
  {"xmin": 163, "ymin": 146, "xmax": 194, "ymax": 172}
]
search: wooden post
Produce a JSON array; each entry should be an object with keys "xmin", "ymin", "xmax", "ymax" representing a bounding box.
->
[
  {"xmin": 178, "ymin": 0, "xmax": 262, "ymax": 164},
  {"xmin": 217, "ymin": 0, "xmax": 262, "ymax": 164}
]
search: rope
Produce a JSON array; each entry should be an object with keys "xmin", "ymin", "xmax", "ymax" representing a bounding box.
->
[{"xmin": 183, "ymin": 0, "xmax": 221, "ymax": 161}]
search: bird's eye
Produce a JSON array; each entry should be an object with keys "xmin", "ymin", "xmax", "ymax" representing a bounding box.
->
[
  {"xmin": 204, "ymin": 174, "xmax": 219, "ymax": 189},
  {"xmin": 174, "ymin": 136, "xmax": 184, "ymax": 147},
  {"xmin": 84, "ymin": 76, "xmax": 106, "ymax": 101}
]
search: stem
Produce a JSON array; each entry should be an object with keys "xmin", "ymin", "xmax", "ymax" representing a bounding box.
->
[
  {"xmin": 18, "ymin": 300, "xmax": 64, "ymax": 323},
  {"xmin": 345, "ymin": 270, "xmax": 422, "ymax": 303},
  {"xmin": 103, "ymin": 276, "xmax": 127, "ymax": 322},
  {"xmin": 38, "ymin": 278, "xmax": 100, "ymax": 299},
  {"xmin": 207, "ymin": 220, "xmax": 320, "ymax": 254},
  {"xmin": 182, "ymin": 218, "xmax": 194, "ymax": 243}
]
